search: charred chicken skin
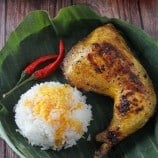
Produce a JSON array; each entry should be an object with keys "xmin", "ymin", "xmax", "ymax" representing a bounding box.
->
[{"xmin": 63, "ymin": 24, "xmax": 157, "ymax": 158}]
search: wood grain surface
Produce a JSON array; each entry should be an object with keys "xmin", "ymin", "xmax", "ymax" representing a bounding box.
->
[{"xmin": 0, "ymin": 0, "xmax": 158, "ymax": 157}]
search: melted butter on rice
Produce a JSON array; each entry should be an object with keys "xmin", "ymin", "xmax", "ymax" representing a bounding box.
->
[{"xmin": 15, "ymin": 82, "xmax": 92, "ymax": 150}]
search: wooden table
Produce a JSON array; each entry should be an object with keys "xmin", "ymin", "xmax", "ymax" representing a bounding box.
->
[{"xmin": 0, "ymin": 0, "xmax": 158, "ymax": 157}]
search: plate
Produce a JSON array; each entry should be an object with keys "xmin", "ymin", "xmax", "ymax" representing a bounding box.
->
[{"xmin": 0, "ymin": 5, "xmax": 158, "ymax": 158}]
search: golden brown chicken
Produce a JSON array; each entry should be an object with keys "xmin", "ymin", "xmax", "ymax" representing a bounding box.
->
[{"xmin": 63, "ymin": 24, "xmax": 157, "ymax": 158}]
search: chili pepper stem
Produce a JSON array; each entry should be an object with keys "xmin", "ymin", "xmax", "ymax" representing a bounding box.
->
[
  {"xmin": 16, "ymin": 72, "xmax": 27, "ymax": 85},
  {"xmin": 2, "ymin": 75, "xmax": 35, "ymax": 98}
]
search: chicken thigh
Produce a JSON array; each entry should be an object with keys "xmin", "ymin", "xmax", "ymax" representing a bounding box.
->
[{"xmin": 63, "ymin": 24, "xmax": 157, "ymax": 158}]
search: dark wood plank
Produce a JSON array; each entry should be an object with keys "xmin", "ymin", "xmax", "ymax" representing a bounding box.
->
[
  {"xmin": 0, "ymin": 139, "xmax": 5, "ymax": 158},
  {"xmin": 0, "ymin": 0, "xmax": 6, "ymax": 49},
  {"xmin": 5, "ymin": 148, "xmax": 19, "ymax": 158},
  {"xmin": 74, "ymin": 0, "xmax": 142, "ymax": 27},
  {"xmin": 5, "ymin": 0, "xmax": 73, "ymax": 40},
  {"xmin": 55, "ymin": 0, "xmax": 73, "ymax": 14},
  {"xmin": 0, "ymin": 0, "xmax": 6, "ymax": 156},
  {"xmin": 5, "ymin": 0, "xmax": 56, "ymax": 39},
  {"xmin": 73, "ymin": 0, "xmax": 121, "ymax": 17},
  {"xmin": 114, "ymin": 0, "xmax": 142, "ymax": 27},
  {"xmin": 139, "ymin": 0, "xmax": 158, "ymax": 39}
]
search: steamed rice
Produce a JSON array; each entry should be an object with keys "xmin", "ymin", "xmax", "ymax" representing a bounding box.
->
[{"xmin": 14, "ymin": 82, "xmax": 92, "ymax": 150}]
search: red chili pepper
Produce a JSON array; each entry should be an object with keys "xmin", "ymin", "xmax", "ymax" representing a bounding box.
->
[
  {"xmin": 2, "ymin": 40, "xmax": 64, "ymax": 98},
  {"xmin": 33, "ymin": 39, "xmax": 65, "ymax": 79},
  {"xmin": 16, "ymin": 54, "xmax": 58, "ymax": 85},
  {"xmin": 24, "ymin": 54, "xmax": 58, "ymax": 75}
]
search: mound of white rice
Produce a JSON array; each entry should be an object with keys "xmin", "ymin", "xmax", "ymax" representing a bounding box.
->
[{"xmin": 14, "ymin": 82, "xmax": 92, "ymax": 150}]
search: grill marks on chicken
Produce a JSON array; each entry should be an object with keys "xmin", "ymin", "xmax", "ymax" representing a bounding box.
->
[
  {"xmin": 89, "ymin": 42, "xmax": 144, "ymax": 93},
  {"xmin": 88, "ymin": 42, "xmax": 146, "ymax": 117},
  {"xmin": 63, "ymin": 24, "xmax": 157, "ymax": 158}
]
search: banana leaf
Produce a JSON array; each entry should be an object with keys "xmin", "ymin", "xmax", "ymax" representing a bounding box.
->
[{"xmin": 0, "ymin": 4, "xmax": 158, "ymax": 158}]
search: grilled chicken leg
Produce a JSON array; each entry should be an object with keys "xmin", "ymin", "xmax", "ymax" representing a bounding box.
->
[{"xmin": 63, "ymin": 24, "xmax": 157, "ymax": 158}]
